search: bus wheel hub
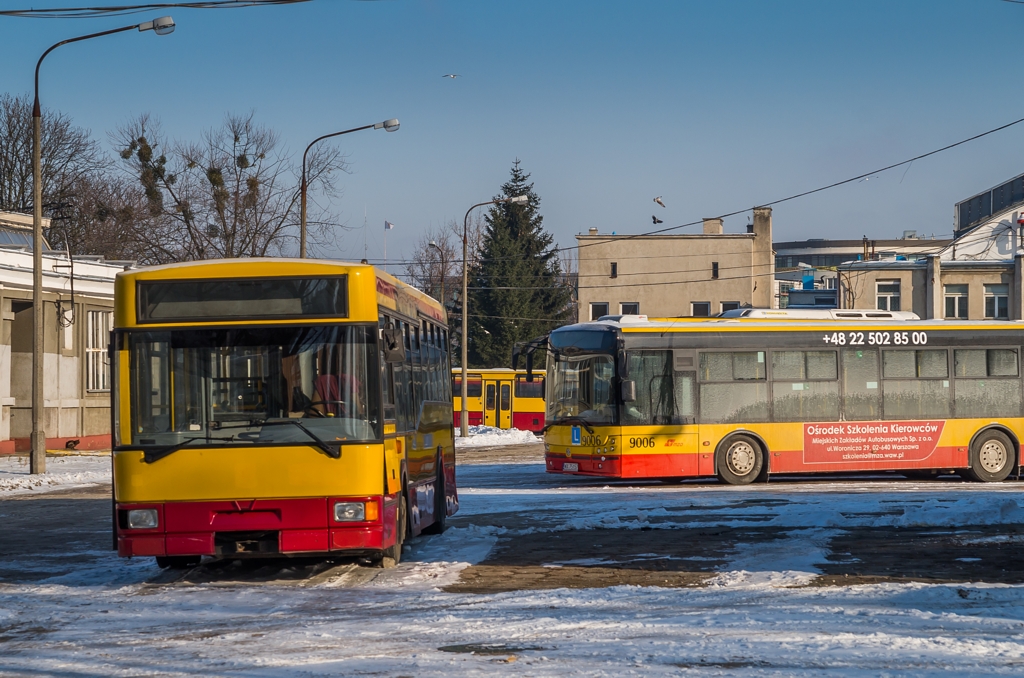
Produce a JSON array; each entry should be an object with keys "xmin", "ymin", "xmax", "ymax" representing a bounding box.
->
[
  {"xmin": 727, "ymin": 441, "xmax": 756, "ymax": 475},
  {"xmin": 980, "ymin": 440, "xmax": 1007, "ymax": 473}
]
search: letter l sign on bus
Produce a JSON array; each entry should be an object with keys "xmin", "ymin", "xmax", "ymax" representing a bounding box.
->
[{"xmin": 571, "ymin": 426, "xmax": 581, "ymax": 445}]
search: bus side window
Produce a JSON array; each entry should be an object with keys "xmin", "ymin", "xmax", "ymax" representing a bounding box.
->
[
  {"xmin": 842, "ymin": 348, "xmax": 879, "ymax": 420},
  {"xmin": 486, "ymin": 383, "xmax": 496, "ymax": 411},
  {"xmin": 379, "ymin": 315, "xmax": 396, "ymax": 420},
  {"xmin": 500, "ymin": 383, "xmax": 511, "ymax": 411}
]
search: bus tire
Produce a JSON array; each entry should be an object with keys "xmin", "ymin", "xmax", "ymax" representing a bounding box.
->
[
  {"xmin": 383, "ymin": 490, "xmax": 407, "ymax": 564},
  {"xmin": 716, "ymin": 435, "xmax": 763, "ymax": 486},
  {"xmin": 422, "ymin": 451, "xmax": 447, "ymax": 535},
  {"xmin": 156, "ymin": 556, "xmax": 200, "ymax": 570},
  {"xmin": 967, "ymin": 430, "xmax": 1015, "ymax": 482}
]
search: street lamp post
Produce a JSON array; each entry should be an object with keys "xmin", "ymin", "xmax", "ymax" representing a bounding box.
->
[
  {"xmin": 299, "ymin": 119, "xmax": 399, "ymax": 258},
  {"xmin": 30, "ymin": 16, "xmax": 176, "ymax": 475},
  {"xmin": 459, "ymin": 195, "xmax": 528, "ymax": 438}
]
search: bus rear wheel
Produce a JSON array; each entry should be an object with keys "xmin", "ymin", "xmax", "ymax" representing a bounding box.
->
[
  {"xmin": 966, "ymin": 430, "xmax": 1015, "ymax": 482},
  {"xmin": 422, "ymin": 452, "xmax": 447, "ymax": 535},
  {"xmin": 716, "ymin": 435, "xmax": 763, "ymax": 486}
]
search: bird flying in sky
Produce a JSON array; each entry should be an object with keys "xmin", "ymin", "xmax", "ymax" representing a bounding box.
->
[
  {"xmin": 442, "ymin": 74, "xmax": 461, "ymax": 79},
  {"xmin": 654, "ymin": 196, "xmax": 665, "ymax": 208},
  {"xmin": 652, "ymin": 215, "xmax": 663, "ymax": 224}
]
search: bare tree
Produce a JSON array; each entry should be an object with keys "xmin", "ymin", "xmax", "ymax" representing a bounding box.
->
[
  {"xmin": 405, "ymin": 223, "xmax": 460, "ymax": 305},
  {"xmin": 0, "ymin": 93, "xmax": 106, "ymax": 244},
  {"xmin": 114, "ymin": 112, "xmax": 347, "ymax": 261},
  {"xmin": 46, "ymin": 173, "xmax": 165, "ymax": 263}
]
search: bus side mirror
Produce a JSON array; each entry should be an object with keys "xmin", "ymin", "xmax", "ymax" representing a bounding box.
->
[
  {"xmin": 381, "ymin": 328, "xmax": 405, "ymax": 363},
  {"xmin": 620, "ymin": 380, "xmax": 636, "ymax": 403}
]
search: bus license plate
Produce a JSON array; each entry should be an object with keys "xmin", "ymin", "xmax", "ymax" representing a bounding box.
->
[{"xmin": 563, "ymin": 462, "xmax": 579, "ymax": 472}]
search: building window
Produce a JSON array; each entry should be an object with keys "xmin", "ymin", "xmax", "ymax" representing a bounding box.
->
[
  {"xmin": 620, "ymin": 302, "xmax": 639, "ymax": 315},
  {"xmin": 721, "ymin": 301, "xmax": 740, "ymax": 313},
  {"xmin": 692, "ymin": 302, "xmax": 711, "ymax": 317},
  {"xmin": 610, "ymin": 262, "xmax": 618, "ymax": 278},
  {"xmin": 712, "ymin": 262, "xmax": 719, "ymax": 279},
  {"xmin": 985, "ymin": 284, "xmax": 1009, "ymax": 319},
  {"xmin": 944, "ymin": 284, "xmax": 968, "ymax": 319},
  {"xmin": 590, "ymin": 302, "xmax": 609, "ymax": 320},
  {"xmin": 876, "ymin": 280, "xmax": 901, "ymax": 311},
  {"xmin": 86, "ymin": 310, "xmax": 113, "ymax": 392}
]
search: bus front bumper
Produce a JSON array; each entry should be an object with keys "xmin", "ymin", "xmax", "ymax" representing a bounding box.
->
[
  {"xmin": 546, "ymin": 454, "xmax": 621, "ymax": 476},
  {"xmin": 116, "ymin": 496, "xmax": 398, "ymax": 558}
]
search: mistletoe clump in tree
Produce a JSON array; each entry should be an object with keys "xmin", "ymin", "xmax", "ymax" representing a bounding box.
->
[{"xmin": 466, "ymin": 160, "xmax": 572, "ymax": 367}]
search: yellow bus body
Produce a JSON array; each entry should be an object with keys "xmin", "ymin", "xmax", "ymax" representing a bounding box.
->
[
  {"xmin": 452, "ymin": 368, "xmax": 546, "ymax": 432},
  {"xmin": 545, "ymin": 316, "xmax": 1024, "ymax": 483},
  {"xmin": 113, "ymin": 259, "xmax": 455, "ymax": 562}
]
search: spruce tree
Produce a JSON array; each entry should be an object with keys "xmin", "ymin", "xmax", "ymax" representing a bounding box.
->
[{"xmin": 466, "ymin": 160, "xmax": 572, "ymax": 367}]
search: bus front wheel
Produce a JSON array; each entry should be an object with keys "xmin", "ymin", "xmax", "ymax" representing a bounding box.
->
[
  {"xmin": 383, "ymin": 491, "xmax": 407, "ymax": 564},
  {"xmin": 716, "ymin": 435, "xmax": 764, "ymax": 486},
  {"xmin": 966, "ymin": 430, "xmax": 1015, "ymax": 482}
]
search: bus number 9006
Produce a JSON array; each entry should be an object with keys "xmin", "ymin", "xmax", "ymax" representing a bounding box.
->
[
  {"xmin": 629, "ymin": 437, "xmax": 655, "ymax": 449},
  {"xmin": 823, "ymin": 331, "xmax": 927, "ymax": 346}
]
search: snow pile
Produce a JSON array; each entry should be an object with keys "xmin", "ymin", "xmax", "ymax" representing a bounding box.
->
[
  {"xmin": 455, "ymin": 425, "xmax": 539, "ymax": 448},
  {"xmin": 0, "ymin": 454, "xmax": 110, "ymax": 496}
]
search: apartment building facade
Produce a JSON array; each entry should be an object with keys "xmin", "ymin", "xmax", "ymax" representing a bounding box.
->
[{"xmin": 575, "ymin": 207, "xmax": 774, "ymax": 319}]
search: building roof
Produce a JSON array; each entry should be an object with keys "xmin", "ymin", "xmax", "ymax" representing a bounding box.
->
[{"xmin": 0, "ymin": 211, "xmax": 51, "ymax": 251}]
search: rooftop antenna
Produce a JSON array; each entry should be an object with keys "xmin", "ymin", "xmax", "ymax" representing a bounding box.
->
[{"xmin": 363, "ymin": 205, "xmax": 367, "ymax": 262}]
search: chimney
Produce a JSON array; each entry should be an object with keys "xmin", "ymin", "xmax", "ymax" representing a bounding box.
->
[
  {"xmin": 588, "ymin": 227, "xmax": 598, "ymax": 235},
  {"xmin": 751, "ymin": 206, "xmax": 773, "ymax": 308},
  {"xmin": 702, "ymin": 218, "xmax": 723, "ymax": 235}
]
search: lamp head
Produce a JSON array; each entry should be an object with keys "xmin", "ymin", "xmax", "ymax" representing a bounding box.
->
[
  {"xmin": 374, "ymin": 118, "xmax": 400, "ymax": 132},
  {"xmin": 139, "ymin": 16, "xmax": 175, "ymax": 35},
  {"xmin": 508, "ymin": 195, "xmax": 528, "ymax": 204},
  {"xmin": 429, "ymin": 240, "xmax": 439, "ymax": 249}
]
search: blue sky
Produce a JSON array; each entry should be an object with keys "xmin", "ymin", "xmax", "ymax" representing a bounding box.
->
[{"xmin": 3, "ymin": 0, "xmax": 1024, "ymax": 266}]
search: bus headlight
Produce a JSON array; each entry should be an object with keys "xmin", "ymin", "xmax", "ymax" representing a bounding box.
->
[
  {"xmin": 334, "ymin": 502, "xmax": 365, "ymax": 522},
  {"xmin": 127, "ymin": 509, "xmax": 158, "ymax": 529}
]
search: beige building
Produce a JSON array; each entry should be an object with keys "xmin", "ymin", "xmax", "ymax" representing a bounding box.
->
[
  {"xmin": 0, "ymin": 211, "xmax": 129, "ymax": 454},
  {"xmin": 837, "ymin": 206, "xmax": 1024, "ymax": 319},
  {"xmin": 576, "ymin": 207, "xmax": 774, "ymax": 319}
]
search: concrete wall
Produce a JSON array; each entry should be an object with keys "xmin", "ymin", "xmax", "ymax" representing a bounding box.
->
[
  {"xmin": 1, "ymin": 291, "xmax": 114, "ymax": 452},
  {"xmin": 576, "ymin": 208, "xmax": 774, "ymax": 318}
]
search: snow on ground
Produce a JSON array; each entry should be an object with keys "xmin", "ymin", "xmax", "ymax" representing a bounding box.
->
[
  {"xmin": 454, "ymin": 425, "xmax": 540, "ymax": 448},
  {"xmin": 0, "ymin": 454, "xmax": 110, "ymax": 496},
  {"xmin": 5, "ymin": 461, "xmax": 1024, "ymax": 674}
]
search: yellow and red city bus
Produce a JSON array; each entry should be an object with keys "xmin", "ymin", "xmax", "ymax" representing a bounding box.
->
[
  {"xmin": 452, "ymin": 368, "xmax": 545, "ymax": 432},
  {"xmin": 542, "ymin": 314, "xmax": 1024, "ymax": 484},
  {"xmin": 112, "ymin": 259, "xmax": 456, "ymax": 568}
]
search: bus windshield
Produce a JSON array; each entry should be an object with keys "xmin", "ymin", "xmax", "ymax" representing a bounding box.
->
[
  {"xmin": 124, "ymin": 325, "xmax": 381, "ymax": 449},
  {"xmin": 547, "ymin": 353, "xmax": 616, "ymax": 425}
]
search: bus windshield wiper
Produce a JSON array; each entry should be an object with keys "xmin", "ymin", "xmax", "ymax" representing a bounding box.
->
[
  {"xmin": 545, "ymin": 416, "xmax": 595, "ymax": 434},
  {"xmin": 141, "ymin": 436, "xmax": 238, "ymax": 464},
  {"xmin": 256, "ymin": 419, "xmax": 341, "ymax": 459}
]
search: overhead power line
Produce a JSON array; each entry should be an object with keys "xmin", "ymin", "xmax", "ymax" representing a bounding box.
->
[
  {"xmin": 0, "ymin": 0, "xmax": 311, "ymax": 18},
  {"xmin": 572, "ymin": 113, "xmax": 1024, "ymax": 255}
]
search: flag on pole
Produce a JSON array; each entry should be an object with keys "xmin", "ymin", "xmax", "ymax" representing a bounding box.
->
[{"xmin": 384, "ymin": 221, "xmax": 395, "ymax": 230}]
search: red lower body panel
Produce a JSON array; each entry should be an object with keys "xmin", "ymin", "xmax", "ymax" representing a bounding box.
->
[
  {"xmin": 453, "ymin": 411, "xmax": 484, "ymax": 428},
  {"xmin": 512, "ymin": 412, "xmax": 545, "ymax": 433},
  {"xmin": 117, "ymin": 496, "xmax": 394, "ymax": 558},
  {"xmin": 546, "ymin": 446, "xmax": 970, "ymax": 479}
]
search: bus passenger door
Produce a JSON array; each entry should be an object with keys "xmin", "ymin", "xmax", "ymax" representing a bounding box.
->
[
  {"xmin": 499, "ymin": 381, "xmax": 512, "ymax": 429},
  {"xmin": 484, "ymin": 381, "xmax": 497, "ymax": 426}
]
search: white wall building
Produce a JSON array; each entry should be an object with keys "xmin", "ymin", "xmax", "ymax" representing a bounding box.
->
[{"xmin": 0, "ymin": 211, "xmax": 130, "ymax": 453}]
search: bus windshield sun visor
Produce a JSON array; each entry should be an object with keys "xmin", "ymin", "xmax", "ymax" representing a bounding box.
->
[{"xmin": 137, "ymin": 276, "xmax": 347, "ymax": 322}]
